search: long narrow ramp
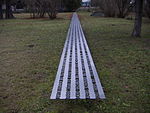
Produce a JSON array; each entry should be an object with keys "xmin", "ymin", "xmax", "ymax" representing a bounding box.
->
[{"xmin": 50, "ymin": 13, "xmax": 105, "ymax": 99}]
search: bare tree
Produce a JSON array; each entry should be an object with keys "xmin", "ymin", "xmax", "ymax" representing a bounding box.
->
[
  {"xmin": 0, "ymin": 0, "xmax": 3, "ymax": 19},
  {"xmin": 105, "ymin": 0, "xmax": 116, "ymax": 17},
  {"xmin": 25, "ymin": 0, "xmax": 58, "ymax": 19},
  {"xmin": 37, "ymin": 0, "xmax": 46, "ymax": 18},
  {"xmin": 63, "ymin": 0, "xmax": 81, "ymax": 11},
  {"xmin": 47, "ymin": 0, "xmax": 57, "ymax": 19},
  {"xmin": 115, "ymin": 0, "xmax": 131, "ymax": 18},
  {"xmin": 144, "ymin": 0, "xmax": 150, "ymax": 19},
  {"xmin": 92, "ymin": 0, "xmax": 132, "ymax": 18},
  {"xmin": 91, "ymin": 0, "xmax": 99, "ymax": 7},
  {"xmin": 99, "ymin": 0, "xmax": 116, "ymax": 17},
  {"xmin": 5, "ymin": 0, "xmax": 14, "ymax": 19},
  {"xmin": 132, "ymin": 0, "xmax": 144, "ymax": 37}
]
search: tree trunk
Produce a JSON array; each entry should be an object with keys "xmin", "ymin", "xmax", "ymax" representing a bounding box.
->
[
  {"xmin": 0, "ymin": 0, "xmax": 3, "ymax": 19},
  {"xmin": 132, "ymin": 0, "xmax": 143, "ymax": 37},
  {"xmin": 5, "ymin": 0, "xmax": 14, "ymax": 19}
]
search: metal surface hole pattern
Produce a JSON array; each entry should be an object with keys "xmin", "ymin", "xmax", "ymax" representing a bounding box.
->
[
  {"xmin": 66, "ymin": 20, "xmax": 74, "ymax": 99},
  {"xmin": 79, "ymin": 26, "xmax": 99, "ymax": 98},
  {"xmin": 50, "ymin": 13, "xmax": 106, "ymax": 99},
  {"xmin": 75, "ymin": 23, "xmax": 80, "ymax": 98},
  {"xmin": 77, "ymin": 23, "xmax": 90, "ymax": 99},
  {"xmin": 55, "ymin": 20, "xmax": 72, "ymax": 99}
]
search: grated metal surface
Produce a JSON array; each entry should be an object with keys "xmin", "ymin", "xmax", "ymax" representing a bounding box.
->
[{"xmin": 50, "ymin": 13, "xmax": 106, "ymax": 99}]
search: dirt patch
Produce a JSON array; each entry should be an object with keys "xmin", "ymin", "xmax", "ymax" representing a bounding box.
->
[{"xmin": 27, "ymin": 44, "xmax": 35, "ymax": 48}]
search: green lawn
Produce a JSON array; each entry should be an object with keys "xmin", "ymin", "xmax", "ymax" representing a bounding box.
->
[{"xmin": 0, "ymin": 12, "xmax": 150, "ymax": 113}]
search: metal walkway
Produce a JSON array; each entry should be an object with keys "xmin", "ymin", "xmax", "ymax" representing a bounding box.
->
[{"xmin": 50, "ymin": 13, "xmax": 105, "ymax": 99}]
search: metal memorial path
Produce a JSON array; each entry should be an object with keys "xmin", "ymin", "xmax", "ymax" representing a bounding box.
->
[{"xmin": 50, "ymin": 13, "xmax": 105, "ymax": 99}]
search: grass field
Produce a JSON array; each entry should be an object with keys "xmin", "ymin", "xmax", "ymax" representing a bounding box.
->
[{"xmin": 0, "ymin": 12, "xmax": 150, "ymax": 113}]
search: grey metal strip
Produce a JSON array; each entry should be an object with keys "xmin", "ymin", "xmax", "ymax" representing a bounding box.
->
[
  {"xmin": 60, "ymin": 19, "xmax": 74, "ymax": 99},
  {"xmin": 70, "ymin": 20, "xmax": 76, "ymax": 99},
  {"xmin": 78, "ymin": 24, "xmax": 96, "ymax": 99},
  {"xmin": 50, "ymin": 13, "xmax": 106, "ymax": 99},
  {"xmin": 50, "ymin": 17, "xmax": 72, "ymax": 99},
  {"xmin": 76, "ymin": 23, "xmax": 86, "ymax": 99},
  {"xmin": 78, "ymin": 17, "xmax": 106, "ymax": 99}
]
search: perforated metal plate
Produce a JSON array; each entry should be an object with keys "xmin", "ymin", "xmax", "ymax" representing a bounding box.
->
[{"xmin": 50, "ymin": 13, "xmax": 106, "ymax": 99}]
